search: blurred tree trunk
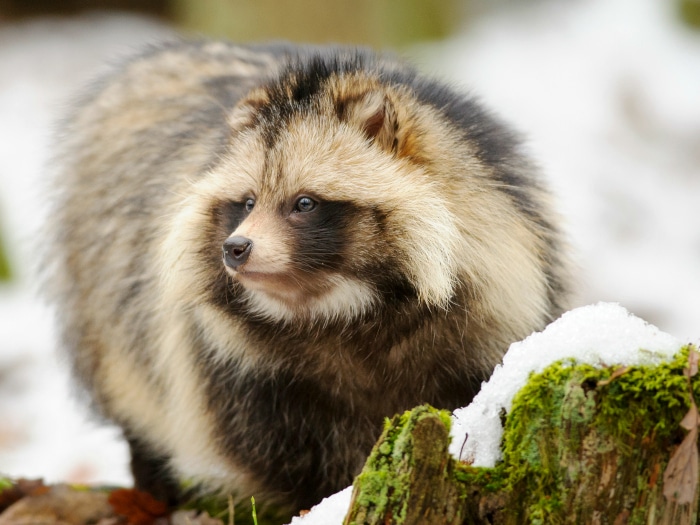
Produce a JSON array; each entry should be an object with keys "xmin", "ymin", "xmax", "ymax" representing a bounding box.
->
[{"xmin": 680, "ymin": 0, "xmax": 700, "ymax": 29}]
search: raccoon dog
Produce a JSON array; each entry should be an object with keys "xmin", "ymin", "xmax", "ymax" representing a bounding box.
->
[{"xmin": 48, "ymin": 40, "xmax": 570, "ymax": 512}]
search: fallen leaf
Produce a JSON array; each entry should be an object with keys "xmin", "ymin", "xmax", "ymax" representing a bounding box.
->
[
  {"xmin": 663, "ymin": 349, "xmax": 700, "ymax": 505},
  {"xmin": 0, "ymin": 484, "xmax": 113, "ymax": 525},
  {"xmin": 663, "ymin": 424, "xmax": 699, "ymax": 504},
  {"xmin": 108, "ymin": 489, "xmax": 168, "ymax": 525},
  {"xmin": 680, "ymin": 402, "xmax": 700, "ymax": 432},
  {"xmin": 0, "ymin": 479, "xmax": 48, "ymax": 513}
]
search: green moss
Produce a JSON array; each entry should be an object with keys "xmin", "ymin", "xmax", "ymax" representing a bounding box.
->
[
  {"xmin": 351, "ymin": 414, "xmax": 411, "ymax": 521},
  {"xmin": 454, "ymin": 463, "xmax": 508, "ymax": 493},
  {"xmin": 497, "ymin": 345, "xmax": 698, "ymax": 522},
  {"xmin": 348, "ymin": 405, "xmax": 454, "ymax": 524},
  {"xmin": 343, "ymin": 345, "xmax": 699, "ymax": 522}
]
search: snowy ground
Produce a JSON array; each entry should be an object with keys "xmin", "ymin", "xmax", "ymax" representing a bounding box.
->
[
  {"xmin": 0, "ymin": 0, "xmax": 698, "ymax": 514},
  {"xmin": 415, "ymin": 0, "xmax": 700, "ymax": 340},
  {"xmin": 0, "ymin": 12, "xmax": 176, "ymax": 486}
]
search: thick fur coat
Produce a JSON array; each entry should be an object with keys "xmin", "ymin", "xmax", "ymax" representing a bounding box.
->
[{"xmin": 48, "ymin": 40, "xmax": 571, "ymax": 512}]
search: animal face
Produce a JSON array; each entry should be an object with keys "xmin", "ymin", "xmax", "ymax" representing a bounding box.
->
[
  {"xmin": 210, "ymin": 117, "xmax": 404, "ymax": 322},
  {"xmin": 199, "ymin": 80, "xmax": 461, "ymax": 323}
]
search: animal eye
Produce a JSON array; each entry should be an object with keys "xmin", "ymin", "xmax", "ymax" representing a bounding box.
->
[
  {"xmin": 294, "ymin": 196, "xmax": 317, "ymax": 213},
  {"xmin": 245, "ymin": 198, "xmax": 255, "ymax": 212}
]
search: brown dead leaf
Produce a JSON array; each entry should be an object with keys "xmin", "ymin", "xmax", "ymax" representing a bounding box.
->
[
  {"xmin": 663, "ymin": 348, "xmax": 700, "ymax": 505},
  {"xmin": 680, "ymin": 402, "xmax": 700, "ymax": 432},
  {"xmin": 108, "ymin": 489, "xmax": 168, "ymax": 525},
  {"xmin": 0, "ymin": 479, "xmax": 48, "ymax": 513},
  {"xmin": 663, "ymin": 424, "xmax": 699, "ymax": 504},
  {"xmin": 0, "ymin": 484, "xmax": 114, "ymax": 525}
]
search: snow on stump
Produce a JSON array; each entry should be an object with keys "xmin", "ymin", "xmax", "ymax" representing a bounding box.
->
[{"xmin": 343, "ymin": 345, "xmax": 700, "ymax": 525}]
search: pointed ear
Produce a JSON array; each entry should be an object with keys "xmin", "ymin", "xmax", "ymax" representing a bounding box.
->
[
  {"xmin": 343, "ymin": 91, "xmax": 398, "ymax": 152},
  {"xmin": 227, "ymin": 102, "xmax": 256, "ymax": 131},
  {"xmin": 228, "ymin": 89, "xmax": 269, "ymax": 132}
]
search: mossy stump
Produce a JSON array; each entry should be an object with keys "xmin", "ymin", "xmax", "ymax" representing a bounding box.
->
[{"xmin": 344, "ymin": 346, "xmax": 700, "ymax": 525}]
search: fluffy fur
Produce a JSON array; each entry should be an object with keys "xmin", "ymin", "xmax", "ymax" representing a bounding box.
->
[{"xmin": 47, "ymin": 40, "xmax": 571, "ymax": 512}]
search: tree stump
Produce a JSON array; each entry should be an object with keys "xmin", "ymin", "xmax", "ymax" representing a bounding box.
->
[{"xmin": 344, "ymin": 345, "xmax": 700, "ymax": 525}]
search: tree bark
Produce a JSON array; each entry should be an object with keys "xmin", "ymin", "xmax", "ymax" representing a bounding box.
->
[
  {"xmin": 344, "ymin": 346, "xmax": 700, "ymax": 525},
  {"xmin": 344, "ymin": 406, "xmax": 469, "ymax": 525}
]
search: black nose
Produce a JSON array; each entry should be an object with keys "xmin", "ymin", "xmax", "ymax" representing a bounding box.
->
[{"xmin": 223, "ymin": 236, "xmax": 253, "ymax": 268}]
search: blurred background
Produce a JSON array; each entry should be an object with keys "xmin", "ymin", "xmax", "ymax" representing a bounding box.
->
[{"xmin": 0, "ymin": 0, "xmax": 698, "ymax": 487}]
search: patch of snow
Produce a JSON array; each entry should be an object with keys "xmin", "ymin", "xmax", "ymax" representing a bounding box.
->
[
  {"xmin": 0, "ymin": 287, "xmax": 132, "ymax": 485},
  {"xmin": 413, "ymin": 0, "xmax": 700, "ymax": 341},
  {"xmin": 286, "ymin": 486, "xmax": 353, "ymax": 525},
  {"xmin": 449, "ymin": 302, "xmax": 683, "ymax": 467},
  {"xmin": 0, "ymin": 12, "xmax": 175, "ymax": 485}
]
